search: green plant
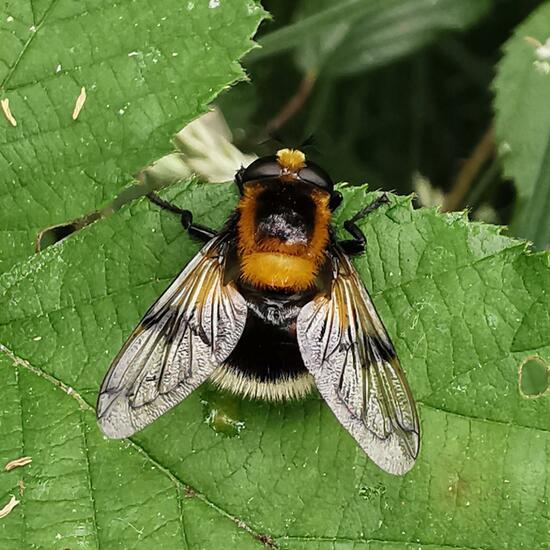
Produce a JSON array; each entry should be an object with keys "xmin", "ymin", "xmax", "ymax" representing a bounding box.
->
[
  {"xmin": 2, "ymin": 1, "xmax": 550, "ymax": 549},
  {"xmin": 495, "ymin": 2, "xmax": 550, "ymax": 249}
]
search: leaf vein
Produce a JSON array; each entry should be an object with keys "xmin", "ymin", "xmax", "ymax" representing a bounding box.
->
[
  {"xmin": 0, "ymin": 0, "xmax": 62, "ymax": 91},
  {"xmin": 79, "ymin": 411, "xmax": 101, "ymax": 550},
  {"xmin": 0, "ymin": 342, "xmax": 276, "ymax": 547}
]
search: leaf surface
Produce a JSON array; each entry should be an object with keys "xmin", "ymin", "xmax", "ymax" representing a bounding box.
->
[
  {"xmin": 0, "ymin": 0, "xmax": 264, "ymax": 273},
  {"xmin": 0, "ymin": 350, "xmax": 264, "ymax": 549},
  {"xmin": 1, "ymin": 181, "xmax": 550, "ymax": 548}
]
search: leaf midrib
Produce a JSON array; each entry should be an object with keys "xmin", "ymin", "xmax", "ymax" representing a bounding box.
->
[
  {"xmin": 79, "ymin": 413, "xmax": 101, "ymax": 550},
  {"xmin": 280, "ymin": 534, "xmax": 481, "ymax": 550},
  {"xmin": 0, "ymin": 342, "xmax": 271, "ymax": 549}
]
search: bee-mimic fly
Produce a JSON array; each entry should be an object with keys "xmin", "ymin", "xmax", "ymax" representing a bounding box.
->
[{"xmin": 97, "ymin": 148, "xmax": 420, "ymax": 475}]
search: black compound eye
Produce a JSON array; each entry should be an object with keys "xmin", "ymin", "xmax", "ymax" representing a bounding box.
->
[
  {"xmin": 298, "ymin": 163, "xmax": 334, "ymax": 192},
  {"xmin": 238, "ymin": 156, "xmax": 281, "ymax": 185}
]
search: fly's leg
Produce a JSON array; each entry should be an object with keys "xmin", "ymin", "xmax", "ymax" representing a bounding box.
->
[
  {"xmin": 146, "ymin": 192, "xmax": 217, "ymax": 242},
  {"xmin": 338, "ymin": 193, "xmax": 389, "ymax": 256}
]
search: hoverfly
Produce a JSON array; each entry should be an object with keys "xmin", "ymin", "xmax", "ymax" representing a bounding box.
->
[{"xmin": 97, "ymin": 149, "xmax": 420, "ymax": 475}]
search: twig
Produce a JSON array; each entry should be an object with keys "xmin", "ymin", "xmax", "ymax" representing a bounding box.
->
[
  {"xmin": 443, "ymin": 125, "xmax": 494, "ymax": 212},
  {"xmin": 266, "ymin": 71, "xmax": 317, "ymax": 134},
  {"xmin": 464, "ymin": 156, "xmax": 502, "ymax": 210}
]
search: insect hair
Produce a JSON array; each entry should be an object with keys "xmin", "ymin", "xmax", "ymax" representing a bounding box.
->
[{"xmin": 210, "ymin": 365, "xmax": 315, "ymax": 401}]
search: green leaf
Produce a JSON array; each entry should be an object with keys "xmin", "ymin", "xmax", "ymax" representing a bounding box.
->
[
  {"xmin": 320, "ymin": 0, "xmax": 493, "ymax": 77},
  {"xmin": 0, "ymin": 351, "xmax": 267, "ymax": 549},
  {"xmin": 0, "ymin": 0, "xmax": 264, "ymax": 274},
  {"xmin": 494, "ymin": 2, "xmax": 550, "ymax": 249},
  {"xmin": 246, "ymin": 0, "xmax": 372, "ymax": 62},
  {"xmin": 249, "ymin": 0, "xmax": 492, "ymax": 76},
  {"xmin": 1, "ymin": 180, "xmax": 550, "ymax": 548}
]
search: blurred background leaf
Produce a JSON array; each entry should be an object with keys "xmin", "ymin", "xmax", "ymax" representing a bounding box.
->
[
  {"xmin": 213, "ymin": 0, "xmax": 546, "ymax": 246},
  {"xmin": 254, "ymin": 0, "xmax": 493, "ymax": 77},
  {"xmin": 494, "ymin": 1, "xmax": 550, "ymax": 249}
]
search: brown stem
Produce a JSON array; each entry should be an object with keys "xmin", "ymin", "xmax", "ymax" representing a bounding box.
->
[
  {"xmin": 443, "ymin": 125, "xmax": 495, "ymax": 212},
  {"xmin": 266, "ymin": 71, "xmax": 317, "ymax": 134}
]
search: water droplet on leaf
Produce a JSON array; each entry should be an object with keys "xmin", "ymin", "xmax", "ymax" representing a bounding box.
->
[{"xmin": 201, "ymin": 386, "xmax": 245, "ymax": 437}]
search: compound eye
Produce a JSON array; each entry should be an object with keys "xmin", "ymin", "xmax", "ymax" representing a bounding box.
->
[
  {"xmin": 239, "ymin": 156, "xmax": 281, "ymax": 184},
  {"xmin": 298, "ymin": 163, "xmax": 333, "ymax": 191}
]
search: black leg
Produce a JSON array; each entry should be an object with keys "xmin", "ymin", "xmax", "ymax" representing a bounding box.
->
[
  {"xmin": 146, "ymin": 192, "xmax": 217, "ymax": 242},
  {"xmin": 338, "ymin": 193, "xmax": 389, "ymax": 256}
]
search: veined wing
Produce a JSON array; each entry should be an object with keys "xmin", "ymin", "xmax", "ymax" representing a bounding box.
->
[
  {"xmin": 297, "ymin": 247, "xmax": 419, "ymax": 475},
  {"xmin": 97, "ymin": 233, "xmax": 247, "ymax": 438}
]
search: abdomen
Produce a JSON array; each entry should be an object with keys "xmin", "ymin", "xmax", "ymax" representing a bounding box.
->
[{"xmin": 210, "ymin": 290, "xmax": 315, "ymax": 401}]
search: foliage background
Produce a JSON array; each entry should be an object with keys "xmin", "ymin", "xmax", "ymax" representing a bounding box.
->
[
  {"xmin": 1, "ymin": 0, "xmax": 550, "ymax": 549},
  {"xmin": 234, "ymin": 0, "xmax": 548, "ymax": 246}
]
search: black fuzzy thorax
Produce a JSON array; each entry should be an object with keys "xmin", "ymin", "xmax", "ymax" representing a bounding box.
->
[{"xmin": 254, "ymin": 182, "xmax": 317, "ymax": 243}]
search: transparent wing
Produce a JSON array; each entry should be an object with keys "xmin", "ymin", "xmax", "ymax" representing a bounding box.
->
[
  {"xmin": 297, "ymin": 247, "xmax": 420, "ymax": 475},
  {"xmin": 97, "ymin": 234, "xmax": 247, "ymax": 439}
]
